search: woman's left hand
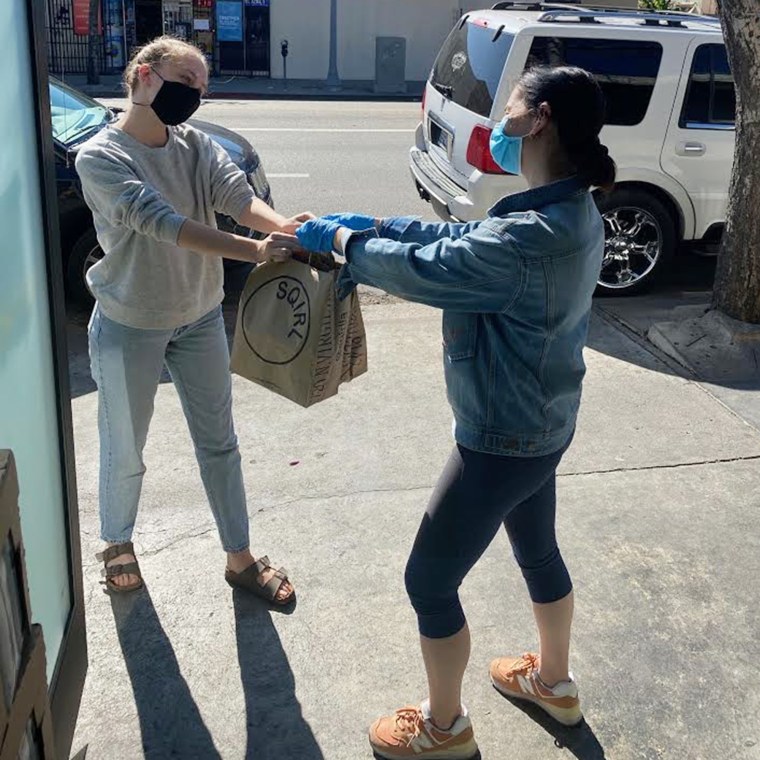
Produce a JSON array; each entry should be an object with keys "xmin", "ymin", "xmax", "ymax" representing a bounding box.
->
[{"xmin": 280, "ymin": 212, "xmax": 316, "ymax": 235}]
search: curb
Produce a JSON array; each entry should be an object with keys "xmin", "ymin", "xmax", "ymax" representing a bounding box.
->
[
  {"xmin": 72, "ymin": 85, "xmax": 424, "ymax": 102},
  {"xmin": 206, "ymin": 91, "xmax": 423, "ymax": 102},
  {"xmin": 646, "ymin": 322, "xmax": 697, "ymax": 374}
]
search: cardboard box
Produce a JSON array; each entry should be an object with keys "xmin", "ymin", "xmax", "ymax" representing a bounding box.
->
[
  {"xmin": 0, "ymin": 536, "xmax": 25, "ymax": 712},
  {"xmin": 0, "ymin": 453, "xmax": 34, "ymax": 727},
  {"xmin": 0, "ymin": 454, "xmax": 19, "ymax": 527},
  {"xmin": 0, "ymin": 626, "xmax": 55, "ymax": 759}
]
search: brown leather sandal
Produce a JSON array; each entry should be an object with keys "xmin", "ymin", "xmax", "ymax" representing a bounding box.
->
[
  {"xmin": 96, "ymin": 541, "xmax": 144, "ymax": 593},
  {"xmin": 225, "ymin": 555, "xmax": 295, "ymax": 606}
]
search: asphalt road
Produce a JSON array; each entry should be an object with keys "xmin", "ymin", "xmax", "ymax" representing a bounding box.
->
[{"xmin": 101, "ymin": 98, "xmax": 432, "ymax": 221}]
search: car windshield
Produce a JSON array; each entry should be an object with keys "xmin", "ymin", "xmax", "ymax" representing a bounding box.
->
[{"xmin": 49, "ymin": 78, "xmax": 111, "ymax": 146}]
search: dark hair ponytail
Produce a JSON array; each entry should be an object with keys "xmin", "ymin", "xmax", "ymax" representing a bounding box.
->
[{"xmin": 518, "ymin": 66, "xmax": 617, "ymax": 191}]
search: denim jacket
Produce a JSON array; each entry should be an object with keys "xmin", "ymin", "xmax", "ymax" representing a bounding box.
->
[{"xmin": 337, "ymin": 176, "xmax": 605, "ymax": 457}]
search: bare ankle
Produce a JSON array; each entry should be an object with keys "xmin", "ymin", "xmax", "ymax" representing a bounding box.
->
[
  {"xmin": 537, "ymin": 668, "xmax": 569, "ymax": 688},
  {"xmin": 430, "ymin": 715, "xmax": 458, "ymax": 732},
  {"xmin": 429, "ymin": 706, "xmax": 462, "ymax": 732},
  {"xmin": 226, "ymin": 549, "xmax": 254, "ymax": 573}
]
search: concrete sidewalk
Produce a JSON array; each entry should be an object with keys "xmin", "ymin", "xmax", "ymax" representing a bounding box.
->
[
  {"xmin": 69, "ymin": 300, "xmax": 760, "ymax": 760},
  {"xmin": 62, "ymin": 74, "xmax": 424, "ymax": 101}
]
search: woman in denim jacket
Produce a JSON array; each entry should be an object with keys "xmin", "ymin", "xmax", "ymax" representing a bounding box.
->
[{"xmin": 298, "ymin": 66, "xmax": 616, "ymax": 759}]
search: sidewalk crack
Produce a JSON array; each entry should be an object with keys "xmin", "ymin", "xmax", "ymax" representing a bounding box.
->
[
  {"xmin": 79, "ymin": 456, "xmax": 759, "ymax": 558},
  {"xmin": 258, "ymin": 455, "xmax": 760, "ymax": 509},
  {"xmin": 140, "ymin": 526, "xmax": 218, "ymax": 556},
  {"xmin": 559, "ymin": 454, "xmax": 760, "ymax": 478},
  {"xmin": 254, "ymin": 484, "xmax": 434, "ymax": 513}
]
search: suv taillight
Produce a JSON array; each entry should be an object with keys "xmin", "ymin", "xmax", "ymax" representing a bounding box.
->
[{"xmin": 466, "ymin": 125, "xmax": 506, "ymax": 175}]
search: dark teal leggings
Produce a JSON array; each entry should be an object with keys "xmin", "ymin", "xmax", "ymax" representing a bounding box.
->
[{"xmin": 404, "ymin": 440, "xmax": 573, "ymax": 639}]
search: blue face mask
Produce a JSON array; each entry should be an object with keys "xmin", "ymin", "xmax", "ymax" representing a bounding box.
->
[{"xmin": 489, "ymin": 117, "xmax": 525, "ymax": 175}]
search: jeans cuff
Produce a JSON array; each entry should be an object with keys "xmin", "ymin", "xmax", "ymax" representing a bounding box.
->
[
  {"xmin": 100, "ymin": 534, "xmax": 133, "ymax": 544},
  {"xmin": 224, "ymin": 542, "xmax": 250, "ymax": 554}
]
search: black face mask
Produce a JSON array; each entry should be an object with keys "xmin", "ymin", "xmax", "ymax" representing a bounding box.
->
[{"xmin": 149, "ymin": 69, "xmax": 201, "ymax": 125}]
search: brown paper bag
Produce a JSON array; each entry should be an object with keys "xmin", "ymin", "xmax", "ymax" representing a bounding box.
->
[{"xmin": 230, "ymin": 259, "xmax": 368, "ymax": 407}]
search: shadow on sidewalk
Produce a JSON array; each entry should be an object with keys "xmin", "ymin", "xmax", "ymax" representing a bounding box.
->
[
  {"xmin": 497, "ymin": 692, "xmax": 607, "ymax": 759},
  {"xmin": 110, "ymin": 588, "xmax": 222, "ymax": 759},
  {"xmin": 588, "ymin": 249, "xmax": 719, "ymax": 380},
  {"xmin": 232, "ymin": 590, "xmax": 325, "ymax": 760}
]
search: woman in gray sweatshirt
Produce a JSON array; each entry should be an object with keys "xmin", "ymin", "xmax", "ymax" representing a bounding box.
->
[{"xmin": 76, "ymin": 36, "xmax": 306, "ymax": 604}]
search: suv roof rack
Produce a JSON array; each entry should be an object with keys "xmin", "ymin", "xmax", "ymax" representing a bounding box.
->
[
  {"xmin": 538, "ymin": 5, "xmax": 720, "ymax": 27},
  {"xmin": 539, "ymin": 6, "xmax": 720, "ymax": 27},
  {"xmin": 491, "ymin": 1, "xmax": 579, "ymax": 9},
  {"xmin": 490, "ymin": 2, "xmax": 721, "ymax": 29}
]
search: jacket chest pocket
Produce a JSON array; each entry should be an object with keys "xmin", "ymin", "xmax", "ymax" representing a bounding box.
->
[{"xmin": 443, "ymin": 313, "xmax": 478, "ymax": 361}]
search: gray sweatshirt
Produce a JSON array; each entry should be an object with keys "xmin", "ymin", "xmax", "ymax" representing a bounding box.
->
[{"xmin": 75, "ymin": 124, "xmax": 255, "ymax": 329}]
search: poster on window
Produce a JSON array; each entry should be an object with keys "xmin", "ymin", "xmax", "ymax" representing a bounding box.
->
[
  {"xmin": 216, "ymin": 1, "xmax": 243, "ymax": 42},
  {"xmin": 73, "ymin": 0, "xmax": 102, "ymax": 36},
  {"xmin": 105, "ymin": 0, "xmax": 126, "ymax": 69}
]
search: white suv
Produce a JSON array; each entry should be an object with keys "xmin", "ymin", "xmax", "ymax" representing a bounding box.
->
[{"xmin": 410, "ymin": 3, "xmax": 735, "ymax": 294}]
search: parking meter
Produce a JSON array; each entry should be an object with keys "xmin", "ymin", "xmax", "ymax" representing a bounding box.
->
[{"xmin": 281, "ymin": 39, "xmax": 289, "ymax": 81}]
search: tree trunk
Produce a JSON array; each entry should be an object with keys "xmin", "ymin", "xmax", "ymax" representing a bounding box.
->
[
  {"xmin": 713, "ymin": 1, "xmax": 760, "ymax": 323},
  {"xmin": 86, "ymin": 0, "xmax": 100, "ymax": 85}
]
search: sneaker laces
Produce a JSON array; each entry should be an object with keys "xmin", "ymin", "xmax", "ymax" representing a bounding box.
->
[
  {"xmin": 504, "ymin": 652, "xmax": 539, "ymax": 680},
  {"xmin": 393, "ymin": 707, "xmax": 425, "ymax": 746}
]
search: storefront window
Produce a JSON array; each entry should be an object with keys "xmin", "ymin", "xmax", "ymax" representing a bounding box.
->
[{"xmin": 0, "ymin": 0, "xmax": 72, "ymax": 682}]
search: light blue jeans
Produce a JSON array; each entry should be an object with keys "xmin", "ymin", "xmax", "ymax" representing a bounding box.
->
[{"xmin": 88, "ymin": 305, "xmax": 249, "ymax": 553}]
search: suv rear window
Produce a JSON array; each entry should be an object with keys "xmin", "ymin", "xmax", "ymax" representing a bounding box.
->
[
  {"xmin": 681, "ymin": 44, "xmax": 736, "ymax": 128},
  {"xmin": 430, "ymin": 17, "xmax": 514, "ymax": 118},
  {"xmin": 526, "ymin": 37, "xmax": 664, "ymax": 126}
]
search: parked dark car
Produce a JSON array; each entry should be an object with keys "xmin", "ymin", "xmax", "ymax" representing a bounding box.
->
[{"xmin": 50, "ymin": 76, "xmax": 272, "ymax": 305}]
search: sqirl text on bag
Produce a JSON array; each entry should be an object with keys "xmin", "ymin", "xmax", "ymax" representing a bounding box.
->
[{"xmin": 230, "ymin": 258, "xmax": 367, "ymax": 407}]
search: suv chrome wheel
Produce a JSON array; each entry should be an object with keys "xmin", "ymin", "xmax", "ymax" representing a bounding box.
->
[
  {"xmin": 600, "ymin": 207, "xmax": 662, "ymax": 289},
  {"xmin": 594, "ymin": 188, "xmax": 677, "ymax": 296}
]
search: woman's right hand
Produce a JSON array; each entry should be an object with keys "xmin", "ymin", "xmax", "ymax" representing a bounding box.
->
[
  {"xmin": 254, "ymin": 232, "xmax": 304, "ymax": 264},
  {"xmin": 323, "ymin": 213, "xmax": 380, "ymax": 231},
  {"xmin": 295, "ymin": 218, "xmax": 342, "ymax": 253}
]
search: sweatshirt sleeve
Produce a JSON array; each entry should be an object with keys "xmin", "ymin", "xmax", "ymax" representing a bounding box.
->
[
  {"xmin": 75, "ymin": 148, "xmax": 187, "ymax": 244},
  {"xmin": 208, "ymin": 138, "xmax": 256, "ymax": 221}
]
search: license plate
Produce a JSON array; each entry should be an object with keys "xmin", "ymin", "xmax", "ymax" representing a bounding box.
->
[{"xmin": 429, "ymin": 118, "xmax": 453, "ymax": 159}]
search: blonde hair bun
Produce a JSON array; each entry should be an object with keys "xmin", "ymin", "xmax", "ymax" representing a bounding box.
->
[{"xmin": 124, "ymin": 36, "xmax": 208, "ymax": 94}]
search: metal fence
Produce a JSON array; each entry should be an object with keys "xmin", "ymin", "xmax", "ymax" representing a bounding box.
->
[{"xmin": 45, "ymin": 0, "xmax": 129, "ymax": 76}]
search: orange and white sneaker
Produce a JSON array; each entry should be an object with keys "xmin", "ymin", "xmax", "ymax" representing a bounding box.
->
[
  {"xmin": 489, "ymin": 652, "xmax": 582, "ymax": 726},
  {"xmin": 369, "ymin": 699, "xmax": 480, "ymax": 760}
]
